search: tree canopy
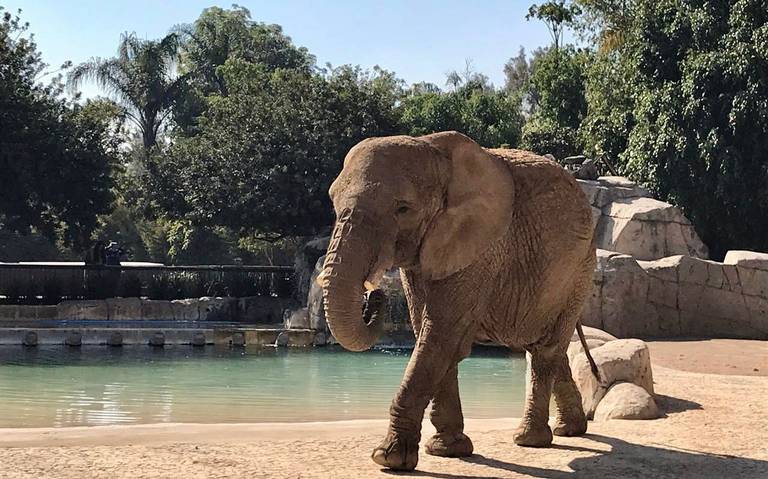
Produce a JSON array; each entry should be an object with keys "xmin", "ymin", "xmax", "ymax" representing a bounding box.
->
[{"xmin": 1, "ymin": 8, "xmax": 118, "ymax": 251}]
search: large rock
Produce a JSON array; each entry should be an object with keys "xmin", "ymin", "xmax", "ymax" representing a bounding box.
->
[
  {"xmin": 294, "ymin": 236, "xmax": 330, "ymax": 306},
  {"xmin": 307, "ymin": 256, "xmax": 327, "ymax": 331},
  {"xmin": 284, "ymin": 307, "xmax": 310, "ymax": 329},
  {"xmin": 571, "ymin": 338, "xmax": 654, "ymax": 418},
  {"xmin": 596, "ymin": 197, "xmax": 708, "ymax": 260},
  {"xmin": 578, "ymin": 176, "xmax": 708, "ymax": 261},
  {"xmin": 594, "ymin": 382, "xmax": 661, "ymax": 421}
]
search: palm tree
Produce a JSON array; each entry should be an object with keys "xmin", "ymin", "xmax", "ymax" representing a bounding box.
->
[{"xmin": 68, "ymin": 32, "xmax": 188, "ymax": 151}]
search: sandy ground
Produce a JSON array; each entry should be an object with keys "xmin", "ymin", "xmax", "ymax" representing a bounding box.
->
[{"xmin": 0, "ymin": 340, "xmax": 766, "ymax": 479}]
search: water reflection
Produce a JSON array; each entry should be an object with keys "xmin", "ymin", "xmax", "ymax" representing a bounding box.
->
[{"xmin": 0, "ymin": 345, "xmax": 526, "ymax": 428}]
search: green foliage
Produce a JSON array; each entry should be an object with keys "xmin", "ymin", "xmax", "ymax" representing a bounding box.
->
[
  {"xmin": 583, "ymin": 0, "xmax": 768, "ymax": 258},
  {"xmin": 521, "ymin": 116, "xmax": 581, "ymax": 159},
  {"xmin": 67, "ymin": 32, "xmax": 187, "ymax": 150},
  {"xmin": 527, "ymin": 1, "xmax": 582, "ymax": 50},
  {"xmin": 400, "ymin": 84, "xmax": 524, "ymax": 148},
  {"xmin": 1, "ymin": 8, "xmax": 117, "ymax": 251},
  {"xmin": 151, "ymin": 62, "xmax": 401, "ymax": 240},
  {"xmin": 520, "ymin": 47, "xmax": 587, "ymax": 158}
]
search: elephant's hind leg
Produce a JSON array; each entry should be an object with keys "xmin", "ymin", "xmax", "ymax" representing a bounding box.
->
[
  {"xmin": 552, "ymin": 354, "xmax": 588, "ymax": 437},
  {"xmin": 513, "ymin": 347, "xmax": 555, "ymax": 447},
  {"xmin": 424, "ymin": 365, "xmax": 474, "ymax": 457}
]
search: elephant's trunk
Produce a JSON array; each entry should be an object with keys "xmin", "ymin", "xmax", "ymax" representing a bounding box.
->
[{"xmin": 320, "ymin": 208, "xmax": 386, "ymax": 352}]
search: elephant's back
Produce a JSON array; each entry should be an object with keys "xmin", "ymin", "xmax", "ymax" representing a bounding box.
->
[
  {"xmin": 486, "ymin": 148, "xmax": 593, "ymax": 241},
  {"xmin": 481, "ymin": 149, "xmax": 596, "ymax": 347}
]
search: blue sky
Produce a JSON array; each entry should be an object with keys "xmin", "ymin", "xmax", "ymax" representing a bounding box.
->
[{"xmin": 4, "ymin": 1, "xmax": 574, "ymax": 98}]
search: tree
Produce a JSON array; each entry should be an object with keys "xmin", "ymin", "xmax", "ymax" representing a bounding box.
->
[
  {"xmin": 171, "ymin": 6, "xmax": 316, "ymax": 135},
  {"xmin": 573, "ymin": 0, "xmax": 634, "ymax": 51},
  {"xmin": 400, "ymin": 83, "xmax": 524, "ymax": 148},
  {"xmin": 526, "ymin": 1, "xmax": 582, "ymax": 51},
  {"xmin": 1, "ymin": 8, "xmax": 118, "ymax": 251},
  {"xmin": 68, "ymin": 32, "xmax": 187, "ymax": 151},
  {"xmin": 148, "ymin": 60, "xmax": 402, "ymax": 241},
  {"xmin": 584, "ymin": 0, "xmax": 768, "ymax": 258}
]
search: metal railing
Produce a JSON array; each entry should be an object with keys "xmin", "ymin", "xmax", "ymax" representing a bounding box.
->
[{"xmin": 0, "ymin": 263, "xmax": 295, "ymax": 304}]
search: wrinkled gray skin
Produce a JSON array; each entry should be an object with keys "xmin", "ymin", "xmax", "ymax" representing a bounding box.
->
[{"xmin": 319, "ymin": 131, "xmax": 596, "ymax": 471}]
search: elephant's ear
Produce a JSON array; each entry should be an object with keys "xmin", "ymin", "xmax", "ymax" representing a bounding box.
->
[{"xmin": 419, "ymin": 131, "xmax": 514, "ymax": 280}]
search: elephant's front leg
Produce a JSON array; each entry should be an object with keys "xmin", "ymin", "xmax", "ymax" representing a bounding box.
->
[
  {"xmin": 371, "ymin": 319, "xmax": 474, "ymax": 470},
  {"xmin": 424, "ymin": 365, "xmax": 474, "ymax": 457}
]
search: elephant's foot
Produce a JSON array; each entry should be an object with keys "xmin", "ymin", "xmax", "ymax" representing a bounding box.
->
[
  {"xmin": 371, "ymin": 432, "xmax": 419, "ymax": 471},
  {"xmin": 513, "ymin": 421, "xmax": 553, "ymax": 447},
  {"xmin": 425, "ymin": 432, "xmax": 474, "ymax": 457},
  {"xmin": 553, "ymin": 411, "xmax": 587, "ymax": 437}
]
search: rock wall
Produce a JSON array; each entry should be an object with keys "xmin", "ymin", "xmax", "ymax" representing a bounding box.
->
[
  {"xmin": 578, "ymin": 177, "xmax": 708, "ymax": 260},
  {"xmin": 0, "ymin": 296, "xmax": 291, "ymax": 323},
  {"xmin": 581, "ymin": 249, "xmax": 768, "ymax": 339}
]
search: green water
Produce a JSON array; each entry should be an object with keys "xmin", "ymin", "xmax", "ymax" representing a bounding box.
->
[{"xmin": 0, "ymin": 346, "xmax": 527, "ymax": 428}]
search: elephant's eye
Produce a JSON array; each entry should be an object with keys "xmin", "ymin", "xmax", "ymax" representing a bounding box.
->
[{"xmin": 396, "ymin": 205, "xmax": 410, "ymax": 215}]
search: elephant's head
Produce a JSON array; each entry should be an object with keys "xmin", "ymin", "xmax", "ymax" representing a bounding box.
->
[{"xmin": 319, "ymin": 131, "xmax": 515, "ymax": 351}]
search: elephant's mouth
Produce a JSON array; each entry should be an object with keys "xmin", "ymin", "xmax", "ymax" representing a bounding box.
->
[{"xmin": 362, "ymin": 289, "xmax": 387, "ymax": 326}]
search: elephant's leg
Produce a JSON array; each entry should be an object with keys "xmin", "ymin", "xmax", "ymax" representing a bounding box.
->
[
  {"xmin": 513, "ymin": 347, "xmax": 556, "ymax": 447},
  {"xmin": 371, "ymin": 320, "xmax": 474, "ymax": 470},
  {"xmin": 424, "ymin": 364, "xmax": 474, "ymax": 457},
  {"xmin": 552, "ymin": 353, "xmax": 588, "ymax": 436}
]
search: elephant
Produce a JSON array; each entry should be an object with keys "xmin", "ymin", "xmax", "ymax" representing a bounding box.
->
[{"xmin": 318, "ymin": 131, "xmax": 599, "ymax": 471}]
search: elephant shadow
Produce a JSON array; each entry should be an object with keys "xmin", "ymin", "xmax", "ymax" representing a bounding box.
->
[{"xmin": 383, "ymin": 433, "xmax": 768, "ymax": 479}]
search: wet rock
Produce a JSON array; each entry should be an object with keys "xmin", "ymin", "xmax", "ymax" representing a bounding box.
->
[
  {"xmin": 594, "ymin": 382, "xmax": 661, "ymax": 421},
  {"xmin": 294, "ymin": 236, "xmax": 330, "ymax": 305},
  {"xmin": 284, "ymin": 307, "xmax": 310, "ymax": 329},
  {"xmin": 107, "ymin": 332, "xmax": 123, "ymax": 347}
]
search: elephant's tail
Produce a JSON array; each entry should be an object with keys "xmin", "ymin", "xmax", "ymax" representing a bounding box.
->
[{"xmin": 576, "ymin": 322, "xmax": 601, "ymax": 382}]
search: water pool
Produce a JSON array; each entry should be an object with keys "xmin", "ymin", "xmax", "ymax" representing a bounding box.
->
[{"xmin": 0, "ymin": 346, "xmax": 527, "ymax": 428}]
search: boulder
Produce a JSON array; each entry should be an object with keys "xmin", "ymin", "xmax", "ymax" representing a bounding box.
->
[
  {"xmin": 307, "ymin": 256, "xmax": 327, "ymax": 331},
  {"xmin": 594, "ymin": 382, "xmax": 661, "ymax": 421},
  {"xmin": 571, "ymin": 338, "xmax": 654, "ymax": 418},
  {"xmin": 573, "ymin": 159, "xmax": 599, "ymax": 180},
  {"xmin": 294, "ymin": 236, "xmax": 330, "ymax": 305},
  {"xmin": 577, "ymin": 176, "xmax": 708, "ymax": 261},
  {"xmin": 284, "ymin": 307, "xmax": 311, "ymax": 329},
  {"xmin": 596, "ymin": 197, "xmax": 708, "ymax": 260},
  {"xmin": 570, "ymin": 326, "xmax": 617, "ymax": 343}
]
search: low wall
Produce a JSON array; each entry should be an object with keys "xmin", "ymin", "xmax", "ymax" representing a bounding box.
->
[
  {"xmin": 0, "ymin": 296, "xmax": 291, "ymax": 324},
  {"xmin": 581, "ymin": 249, "xmax": 768, "ymax": 339}
]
